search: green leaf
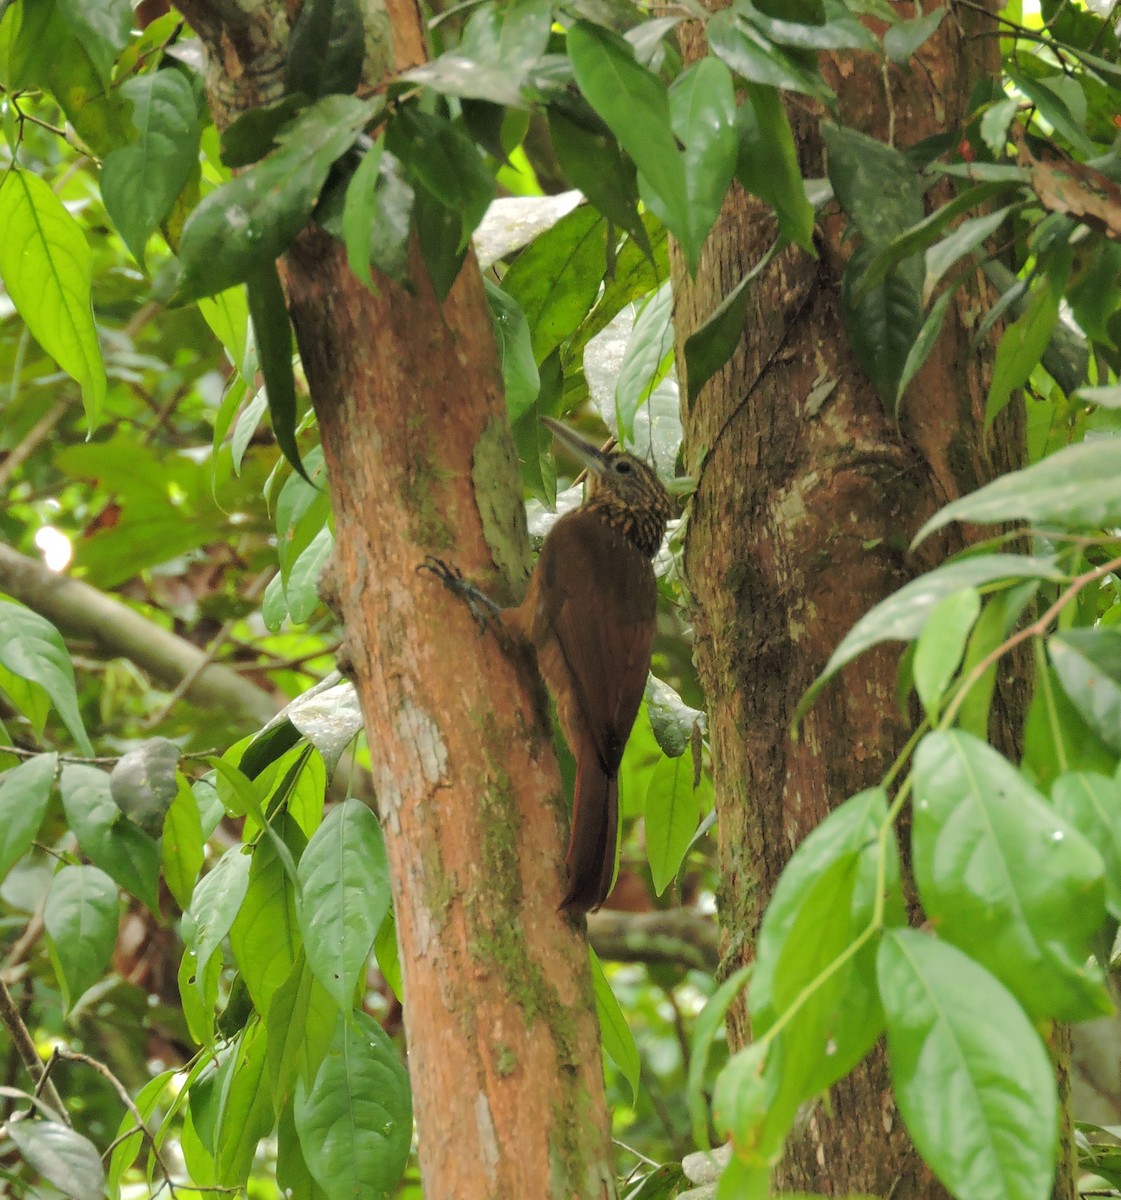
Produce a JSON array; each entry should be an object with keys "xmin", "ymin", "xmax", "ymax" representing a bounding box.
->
[
  {"xmin": 645, "ymin": 753, "xmax": 701, "ymax": 895},
  {"xmin": 212, "ymin": 1023, "xmax": 275, "ymax": 1187},
  {"xmin": 413, "ymin": 186, "xmax": 466, "ymax": 302},
  {"xmin": 0, "ymin": 753, "xmax": 56, "ymax": 880},
  {"xmin": 178, "ymin": 94, "xmax": 374, "ymax": 301},
  {"xmin": 708, "ymin": 10, "xmax": 832, "ymax": 100},
  {"xmin": 285, "ymin": 0, "xmax": 365, "ymax": 99},
  {"xmin": 878, "ymin": 930, "xmax": 1058, "ymax": 1200},
  {"xmin": 59, "ymin": 764, "xmax": 161, "ymax": 913},
  {"xmin": 667, "ymin": 57, "xmax": 737, "ymax": 273},
  {"xmin": 101, "ymin": 70, "xmax": 200, "ymax": 266},
  {"xmin": 712, "ymin": 1040, "xmax": 783, "ymax": 1161},
  {"xmin": 221, "ymin": 95, "xmax": 307, "ymax": 169},
  {"xmin": 163, "ymin": 774, "xmax": 205, "ymax": 912},
  {"xmin": 297, "ymin": 798, "xmax": 390, "ymax": 1010},
  {"xmin": 912, "ymin": 731, "xmax": 1110, "ymax": 1021},
  {"xmin": 882, "ymin": 6, "xmax": 945, "ymax": 62},
  {"xmin": 374, "ymin": 909, "xmax": 402, "ymax": 1001},
  {"xmin": 799, "ymin": 554, "xmax": 1062, "ymax": 718},
  {"xmin": 0, "ymin": 170, "xmax": 106, "ymax": 427},
  {"xmin": 287, "ymin": 525, "xmax": 334, "ymax": 624},
  {"xmin": 109, "ymin": 736, "xmax": 180, "ymax": 837},
  {"xmin": 295, "ymin": 1011, "xmax": 412, "ymax": 1195},
  {"xmin": 616, "ymin": 281, "xmax": 673, "ymax": 440},
  {"xmin": 275, "ymin": 446, "xmax": 330, "ymax": 579},
  {"xmin": 342, "ymin": 137, "xmax": 386, "ymax": 290},
  {"xmin": 55, "ymin": 0, "xmax": 130, "ymax": 85},
  {"xmin": 188, "ymin": 847, "xmax": 253, "ymax": 998},
  {"xmin": 267, "ymin": 951, "xmax": 337, "ymax": 1106},
  {"xmin": 743, "ymin": 0, "xmax": 877, "ymax": 51},
  {"xmin": 1052, "ymin": 771, "xmax": 1121, "ymax": 920},
  {"xmin": 44, "ymin": 864, "xmax": 119, "ymax": 1011},
  {"xmin": 687, "ymin": 964, "xmax": 752, "ymax": 1149},
  {"xmin": 485, "ymin": 278, "xmax": 540, "ymax": 423},
  {"xmin": 107, "ymin": 1069, "xmax": 176, "ymax": 1197},
  {"xmin": 502, "ymin": 205, "xmax": 608, "ymax": 364},
  {"xmin": 547, "ymin": 112, "xmax": 651, "ymax": 254},
  {"xmin": 246, "ymin": 260, "xmax": 308, "ymax": 482},
  {"xmin": 913, "ymin": 587, "xmax": 981, "ymax": 719},
  {"xmin": 913, "ymin": 438, "xmax": 1121, "ymax": 546},
  {"xmin": 823, "ymin": 122, "xmax": 925, "ymax": 245},
  {"xmin": 985, "ymin": 276, "xmax": 1059, "ymax": 431},
  {"xmin": 735, "ymin": 85, "xmax": 814, "ymax": 252},
  {"xmin": 7, "ymin": 1119, "xmax": 105, "ymax": 1200},
  {"xmin": 1049, "ymin": 628, "xmax": 1121, "ymax": 753},
  {"xmin": 924, "ymin": 204, "xmax": 1017, "ymax": 304},
  {"xmin": 590, "ymin": 947, "xmax": 639, "ymax": 1102},
  {"xmin": 894, "ymin": 287, "xmax": 953, "ymax": 412},
  {"xmin": 567, "ymin": 23, "xmax": 690, "ymax": 250},
  {"xmin": 842, "ymin": 240, "xmax": 923, "ymax": 406},
  {"xmin": 644, "ymin": 675, "xmax": 704, "ymax": 759},
  {"xmin": 230, "ymin": 817, "xmax": 304, "ymax": 1017},
  {"xmin": 751, "ymin": 790, "xmax": 902, "ymax": 1111}
]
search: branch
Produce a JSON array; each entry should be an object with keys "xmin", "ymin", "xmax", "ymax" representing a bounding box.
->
[
  {"xmin": 0, "ymin": 544, "xmax": 279, "ymax": 728},
  {"xmin": 587, "ymin": 908, "xmax": 719, "ymax": 974},
  {"xmin": 0, "ymin": 979, "xmax": 69, "ymax": 1124}
]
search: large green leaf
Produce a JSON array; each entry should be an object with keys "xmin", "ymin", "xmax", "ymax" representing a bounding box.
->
[
  {"xmin": 1052, "ymin": 771, "xmax": 1121, "ymax": 920},
  {"xmin": 8, "ymin": 1118, "xmax": 105, "ymax": 1200},
  {"xmin": 285, "ymin": 0, "xmax": 365, "ymax": 99},
  {"xmin": 667, "ymin": 57, "xmax": 737, "ymax": 273},
  {"xmin": 109, "ymin": 736, "xmax": 180, "ymax": 837},
  {"xmin": 188, "ymin": 847, "xmax": 253, "ymax": 1000},
  {"xmin": 55, "ymin": 0, "xmax": 130, "ymax": 85},
  {"xmin": 567, "ymin": 23, "xmax": 690, "ymax": 251},
  {"xmin": 985, "ymin": 274, "xmax": 1060, "ymax": 430},
  {"xmin": 912, "ymin": 731, "xmax": 1110, "ymax": 1021},
  {"xmin": 913, "ymin": 438, "xmax": 1121, "ymax": 545},
  {"xmin": 1049, "ymin": 627, "xmax": 1121, "ymax": 753},
  {"xmin": 824, "ymin": 122, "xmax": 925, "ymax": 244},
  {"xmin": 297, "ymin": 798, "xmax": 389, "ymax": 1011},
  {"xmin": 735, "ymin": 85, "xmax": 814, "ymax": 252},
  {"xmin": 44, "ymin": 864, "xmax": 119, "ymax": 1011},
  {"xmin": 101, "ymin": 70, "xmax": 201, "ymax": 265},
  {"xmin": 295, "ymin": 1012, "xmax": 412, "ymax": 1195},
  {"xmin": 645, "ymin": 752, "xmax": 702, "ymax": 895},
  {"xmin": 912, "ymin": 587, "xmax": 981, "ymax": 718},
  {"xmin": 0, "ymin": 597, "xmax": 93, "ymax": 753},
  {"xmin": 486, "ymin": 279, "xmax": 540, "ymax": 423},
  {"xmin": 267, "ymin": 951, "xmax": 337, "ymax": 1107},
  {"xmin": 0, "ymin": 169, "xmax": 106, "ymax": 426},
  {"xmin": 211, "ymin": 1022, "xmax": 275, "ymax": 1187},
  {"xmin": 0, "ymin": 753, "xmax": 56, "ymax": 880},
  {"xmin": 163, "ymin": 774, "xmax": 205, "ymax": 912},
  {"xmin": 178, "ymin": 94, "xmax": 374, "ymax": 300},
  {"xmin": 707, "ymin": 10, "xmax": 832, "ymax": 100},
  {"xmin": 878, "ymin": 930, "xmax": 1058, "ymax": 1200}
]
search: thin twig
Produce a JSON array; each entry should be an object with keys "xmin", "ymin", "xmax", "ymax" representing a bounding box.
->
[
  {"xmin": 0, "ymin": 398, "xmax": 71, "ymax": 493},
  {"xmin": 0, "ymin": 979, "xmax": 69, "ymax": 1125}
]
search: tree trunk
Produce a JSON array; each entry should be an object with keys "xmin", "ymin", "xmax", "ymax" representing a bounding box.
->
[
  {"xmin": 672, "ymin": 2, "xmax": 1051, "ymax": 1194},
  {"xmin": 175, "ymin": 2, "xmax": 618, "ymax": 1196}
]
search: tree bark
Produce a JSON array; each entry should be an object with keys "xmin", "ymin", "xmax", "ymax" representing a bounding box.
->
[
  {"xmin": 173, "ymin": 1, "xmax": 618, "ymax": 1196},
  {"xmin": 672, "ymin": 2, "xmax": 1041, "ymax": 1195}
]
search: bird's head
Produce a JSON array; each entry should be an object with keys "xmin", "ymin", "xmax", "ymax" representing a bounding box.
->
[{"xmin": 541, "ymin": 418, "xmax": 673, "ymax": 558}]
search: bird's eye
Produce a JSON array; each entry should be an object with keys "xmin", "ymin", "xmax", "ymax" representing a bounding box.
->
[{"xmin": 614, "ymin": 460, "xmax": 632, "ymax": 474}]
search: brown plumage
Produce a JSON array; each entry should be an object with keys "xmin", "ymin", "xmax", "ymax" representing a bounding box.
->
[{"xmin": 501, "ymin": 419, "xmax": 672, "ymax": 912}]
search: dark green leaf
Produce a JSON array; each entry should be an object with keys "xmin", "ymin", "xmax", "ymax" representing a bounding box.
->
[
  {"xmin": 985, "ymin": 276, "xmax": 1060, "ymax": 431},
  {"xmin": 878, "ymin": 930, "xmax": 1058, "ymax": 1200},
  {"xmin": 295, "ymin": 1011, "xmax": 412, "ymax": 1194},
  {"xmin": 247, "ymin": 261, "xmax": 309, "ymax": 482},
  {"xmin": 823, "ymin": 122, "xmax": 924, "ymax": 244},
  {"xmin": 178, "ymin": 94, "xmax": 375, "ymax": 301},
  {"xmin": 285, "ymin": 0, "xmax": 365, "ymax": 99},
  {"xmin": 56, "ymin": 0, "xmax": 130, "ymax": 86},
  {"xmin": 1052, "ymin": 771, "xmax": 1121, "ymax": 920},
  {"xmin": 923, "ymin": 204, "xmax": 1017, "ymax": 302},
  {"xmin": 267, "ymin": 952, "xmax": 337, "ymax": 1106},
  {"xmin": 101, "ymin": 70, "xmax": 201, "ymax": 266},
  {"xmin": 109, "ymin": 736, "xmax": 180, "ymax": 837},
  {"xmin": 895, "ymin": 286, "xmax": 953, "ymax": 412},
  {"xmin": 745, "ymin": 0, "xmax": 877, "ymax": 50},
  {"xmin": 221, "ymin": 95, "xmax": 307, "ymax": 169},
  {"xmin": 0, "ymin": 753, "xmax": 55, "ymax": 880},
  {"xmin": 913, "ymin": 438, "xmax": 1121, "ymax": 546},
  {"xmin": 687, "ymin": 964, "xmax": 752, "ymax": 1148},
  {"xmin": 735, "ymin": 85, "xmax": 815, "ymax": 252},
  {"xmin": 414, "ymin": 186, "xmax": 466, "ymax": 302},
  {"xmin": 212, "ymin": 1023, "xmax": 275, "ymax": 1187},
  {"xmin": 912, "ymin": 731, "xmax": 1110, "ymax": 1020},
  {"xmin": 44, "ymin": 864, "xmax": 119, "ymax": 1011}
]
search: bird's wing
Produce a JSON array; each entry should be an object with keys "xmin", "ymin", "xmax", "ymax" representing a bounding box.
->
[{"xmin": 533, "ymin": 514, "xmax": 656, "ymax": 775}]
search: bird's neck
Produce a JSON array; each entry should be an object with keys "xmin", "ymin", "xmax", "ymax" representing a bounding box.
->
[{"xmin": 582, "ymin": 494, "xmax": 665, "ymax": 559}]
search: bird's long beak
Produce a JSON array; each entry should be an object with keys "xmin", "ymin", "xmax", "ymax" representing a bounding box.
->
[{"xmin": 540, "ymin": 417, "xmax": 610, "ymax": 476}]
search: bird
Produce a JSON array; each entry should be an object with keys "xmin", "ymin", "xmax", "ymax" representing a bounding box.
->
[{"xmin": 423, "ymin": 417, "xmax": 673, "ymax": 913}]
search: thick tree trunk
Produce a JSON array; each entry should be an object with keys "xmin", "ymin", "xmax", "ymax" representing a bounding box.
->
[
  {"xmin": 175, "ymin": 2, "xmax": 618, "ymax": 1197},
  {"xmin": 672, "ymin": 2, "xmax": 1052, "ymax": 1195}
]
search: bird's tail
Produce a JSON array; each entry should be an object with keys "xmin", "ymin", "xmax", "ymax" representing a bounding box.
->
[{"xmin": 561, "ymin": 755, "xmax": 618, "ymax": 913}]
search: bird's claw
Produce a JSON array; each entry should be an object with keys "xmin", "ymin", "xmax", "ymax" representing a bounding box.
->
[{"xmin": 417, "ymin": 556, "xmax": 494, "ymax": 631}]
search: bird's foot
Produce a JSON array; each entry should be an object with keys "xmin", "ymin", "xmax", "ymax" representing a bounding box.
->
[{"xmin": 417, "ymin": 556, "xmax": 500, "ymax": 631}]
